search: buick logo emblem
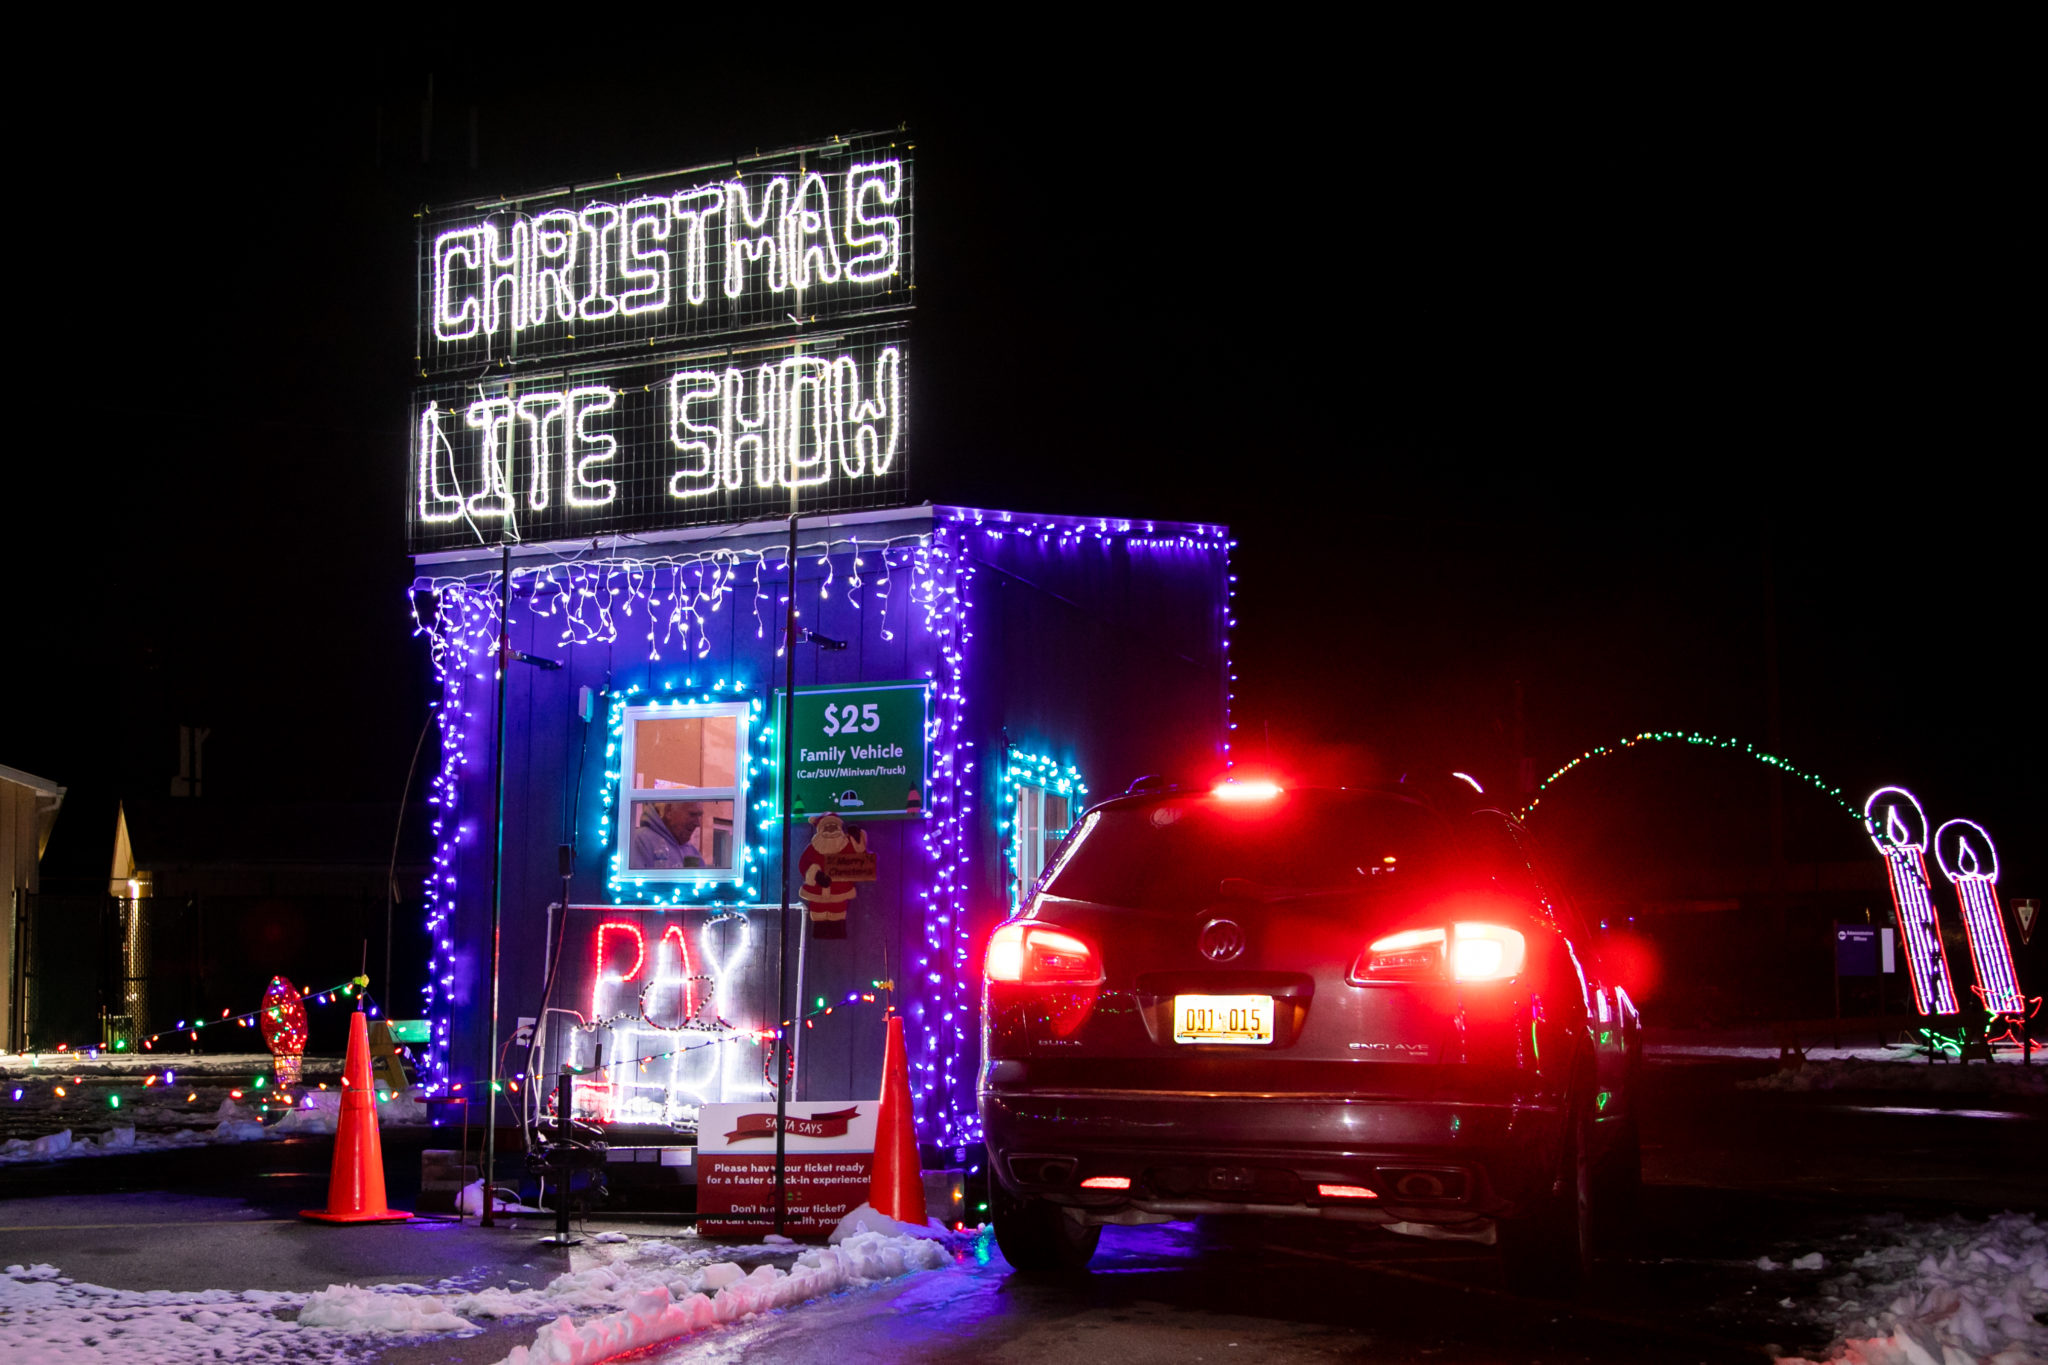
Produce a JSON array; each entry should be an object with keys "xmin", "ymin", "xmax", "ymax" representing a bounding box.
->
[{"xmin": 1199, "ymin": 918, "xmax": 1246, "ymax": 963}]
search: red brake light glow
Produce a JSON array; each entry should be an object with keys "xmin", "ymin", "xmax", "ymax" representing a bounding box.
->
[
  {"xmin": 985, "ymin": 922, "xmax": 1104, "ymax": 984},
  {"xmin": 1079, "ymin": 1175, "xmax": 1131, "ymax": 1190},
  {"xmin": 1353, "ymin": 923, "xmax": 1527, "ymax": 984},
  {"xmin": 1449, "ymin": 923, "xmax": 1526, "ymax": 981},
  {"xmin": 1211, "ymin": 780, "xmax": 1283, "ymax": 801},
  {"xmin": 1317, "ymin": 1183, "xmax": 1378, "ymax": 1199}
]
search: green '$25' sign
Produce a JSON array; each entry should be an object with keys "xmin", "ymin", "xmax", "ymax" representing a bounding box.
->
[{"xmin": 778, "ymin": 681, "xmax": 929, "ymax": 820}]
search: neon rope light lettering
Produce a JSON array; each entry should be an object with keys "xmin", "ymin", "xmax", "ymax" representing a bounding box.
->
[
  {"xmin": 416, "ymin": 403, "xmax": 464, "ymax": 523},
  {"xmin": 426, "ymin": 159, "xmax": 906, "ymax": 347},
  {"xmin": 1864, "ymin": 786, "xmax": 1958, "ymax": 1017},
  {"xmin": 843, "ymin": 161, "xmax": 904, "ymax": 282},
  {"xmin": 663, "ymin": 346, "xmax": 901, "ymax": 499},
  {"xmin": 618, "ymin": 196, "xmax": 672, "ymax": 316},
  {"xmin": 1932, "ymin": 819, "xmax": 2024, "ymax": 1015}
]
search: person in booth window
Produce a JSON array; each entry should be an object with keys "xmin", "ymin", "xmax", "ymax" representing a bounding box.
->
[{"xmin": 632, "ymin": 802, "xmax": 706, "ymax": 869}]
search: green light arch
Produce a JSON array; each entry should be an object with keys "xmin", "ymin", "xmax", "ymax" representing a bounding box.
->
[{"xmin": 1518, "ymin": 730, "xmax": 1863, "ymax": 825}]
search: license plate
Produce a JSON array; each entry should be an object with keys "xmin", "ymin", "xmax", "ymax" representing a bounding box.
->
[{"xmin": 1173, "ymin": 994, "xmax": 1275, "ymax": 1045}]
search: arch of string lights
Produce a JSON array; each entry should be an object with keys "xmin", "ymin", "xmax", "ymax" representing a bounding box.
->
[
  {"xmin": 407, "ymin": 509, "xmax": 1234, "ymax": 1143},
  {"xmin": 1520, "ymin": 731, "xmax": 1863, "ymax": 823}
]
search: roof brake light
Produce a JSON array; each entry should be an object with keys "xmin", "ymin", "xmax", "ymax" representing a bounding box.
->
[{"xmin": 1212, "ymin": 780, "xmax": 1283, "ymax": 801}]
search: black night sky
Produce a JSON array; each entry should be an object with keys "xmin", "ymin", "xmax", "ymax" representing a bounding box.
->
[{"xmin": 10, "ymin": 42, "xmax": 2036, "ymax": 973}]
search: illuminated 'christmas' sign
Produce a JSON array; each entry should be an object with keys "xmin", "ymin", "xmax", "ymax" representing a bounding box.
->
[
  {"xmin": 417, "ymin": 137, "xmax": 911, "ymax": 373},
  {"xmin": 408, "ymin": 329, "xmax": 906, "ymax": 553},
  {"xmin": 1863, "ymin": 786, "xmax": 1958, "ymax": 1016}
]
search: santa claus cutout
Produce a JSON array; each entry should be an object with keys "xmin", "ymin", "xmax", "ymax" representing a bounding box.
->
[{"xmin": 799, "ymin": 814, "xmax": 868, "ymax": 938}]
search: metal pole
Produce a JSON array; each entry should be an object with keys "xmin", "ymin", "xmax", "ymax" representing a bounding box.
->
[
  {"xmin": 548, "ymin": 1066, "xmax": 578, "ymax": 1246},
  {"xmin": 482, "ymin": 542, "xmax": 514, "ymax": 1227},
  {"xmin": 774, "ymin": 514, "xmax": 798, "ymax": 1235}
]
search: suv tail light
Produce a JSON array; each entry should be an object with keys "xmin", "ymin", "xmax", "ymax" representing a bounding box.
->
[
  {"xmin": 1351, "ymin": 922, "xmax": 1527, "ymax": 984},
  {"xmin": 986, "ymin": 922, "xmax": 1104, "ymax": 984}
]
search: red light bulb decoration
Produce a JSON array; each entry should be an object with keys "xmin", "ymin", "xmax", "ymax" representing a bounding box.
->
[{"xmin": 259, "ymin": 975, "xmax": 309, "ymax": 1087}]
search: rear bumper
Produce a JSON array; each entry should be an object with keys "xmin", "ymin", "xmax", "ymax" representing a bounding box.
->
[{"xmin": 980, "ymin": 1085, "xmax": 1566, "ymax": 1224}]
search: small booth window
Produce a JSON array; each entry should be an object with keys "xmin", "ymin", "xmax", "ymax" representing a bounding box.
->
[
  {"xmin": 618, "ymin": 702, "xmax": 750, "ymax": 879},
  {"xmin": 1013, "ymin": 784, "xmax": 1073, "ymax": 907}
]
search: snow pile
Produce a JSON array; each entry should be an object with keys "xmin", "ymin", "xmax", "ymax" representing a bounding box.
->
[
  {"xmin": 0, "ymin": 1090, "xmax": 430, "ymax": 1163},
  {"xmin": 0, "ymin": 1051, "xmax": 322, "ymax": 1077},
  {"xmin": 273, "ymin": 1088, "xmax": 430, "ymax": 1135},
  {"xmin": 828, "ymin": 1200, "xmax": 950, "ymax": 1244},
  {"xmin": 298, "ymin": 1283, "xmax": 475, "ymax": 1333},
  {"xmin": 1, "ymin": 1230, "xmax": 959, "ymax": 1364},
  {"xmin": 458, "ymin": 1179, "xmax": 549, "ymax": 1216},
  {"xmin": 0, "ymin": 1261, "xmax": 321, "ymax": 1363},
  {"xmin": 1775, "ymin": 1212, "xmax": 2048, "ymax": 1365},
  {"xmin": 494, "ymin": 1231, "xmax": 952, "ymax": 1365},
  {"xmin": 1742, "ymin": 1060, "xmax": 2048, "ymax": 1097}
]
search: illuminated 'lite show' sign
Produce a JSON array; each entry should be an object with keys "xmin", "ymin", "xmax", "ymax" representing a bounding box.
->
[
  {"xmin": 1864, "ymin": 786, "xmax": 1958, "ymax": 1016},
  {"xmin": 409, "ymin": 330, "xmax": 905, "ymax": 552},
  {"xmin": 417, "ymin": 137, "xmax": 911, "ymax": 373}
]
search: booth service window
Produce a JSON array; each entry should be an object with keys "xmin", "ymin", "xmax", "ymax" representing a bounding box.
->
[
  {"xmin": 618, "ymin": 702, "xmax": 750, "ymax": 881},
  {"xmin": 1013, "ymin": 784, "xmax": 1073, "ymax": 907}
]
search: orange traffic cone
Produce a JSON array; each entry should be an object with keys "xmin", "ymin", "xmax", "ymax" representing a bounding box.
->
[
  {"xmin": 302, "ymin": 1010, "xmax": 411, "ymax": 1224},
  {"xmin": 868, "ymin": 1014, "xmax": 927, "ymax": 1225}
]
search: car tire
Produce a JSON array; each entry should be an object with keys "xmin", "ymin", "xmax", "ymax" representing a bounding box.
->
[
  {"xmin": 1499, "ymin": 1095, "xmax": 1594, "ymax": 1297},
  {"xmin": 1591, "ymin": 1114, "xmax": 1640, "ymax": 1258},
  {"xmin": 990, "ymin": 1176, "xmax": 1101, "ymax": 1273}
]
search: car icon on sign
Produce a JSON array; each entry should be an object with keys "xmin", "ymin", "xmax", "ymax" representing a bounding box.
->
[{"xmin": 836, "ymin": 790, "xmax": 864, "ymax": 808}]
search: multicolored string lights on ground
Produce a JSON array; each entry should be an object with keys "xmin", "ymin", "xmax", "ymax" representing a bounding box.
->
[{"xmin": 4, "ymin": 975, "xmax": 401, "ymax": 1115}]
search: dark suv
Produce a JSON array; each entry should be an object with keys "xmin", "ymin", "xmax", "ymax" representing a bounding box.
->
[{"xmin": 979, "ymin": 780, "xmax": 1640, "ymax": 1287}]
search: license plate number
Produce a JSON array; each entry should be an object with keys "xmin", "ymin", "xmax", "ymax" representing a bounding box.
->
[{"xmin": 1173, "ymin": 994, "xmax": 1274, "ymax": 1045}]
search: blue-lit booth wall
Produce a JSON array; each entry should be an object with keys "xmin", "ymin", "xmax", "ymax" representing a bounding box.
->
[{"xmin": 411, "ymin": 508, "xmax": 1231, "ymax": 1151}]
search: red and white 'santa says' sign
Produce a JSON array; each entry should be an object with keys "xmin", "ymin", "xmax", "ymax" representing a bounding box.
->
[{"xmin": 697, "ymin": 1101, "xmax": 876, "ymax": 1237}]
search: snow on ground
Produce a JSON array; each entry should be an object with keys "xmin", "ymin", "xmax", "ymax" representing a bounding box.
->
[
  {"xmin": 826, "ymin": 1201, "xmax": 950, "ymax": 1243},
  {"xmin": 0, "ymin": 1049, "xmax": 430, "ymax": 1162},
  {"xmin": 1740, "ymin": 1059, "xmax": 2048, "ymax": 1098},
  {"xmin": 1768, "ymin": 1212, "xmax": 2048, "ymax": 1365},
  {"xmin": 0, "ymin": 1089, "xmax": 429, "ymax": 1165},
  {"xmin": 0, "ymin": 1227, "xmax": 960, "ymax": 1364},
  {"xmin": 491, "ymin": 1230, "xmax": 954, "ymax": 1364},
  {"xmin": 0, "ymin": 1051, "xmax": 318, "ymax": 1077}
]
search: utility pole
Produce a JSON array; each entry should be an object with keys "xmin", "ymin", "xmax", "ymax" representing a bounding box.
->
[
  {"xmin": 773, "ymin": 514, "xmax": 799, "ymax": 1235},
  {"xmin": 482, "ymin": 543, "xmax": 513, "ymax": 1227}
]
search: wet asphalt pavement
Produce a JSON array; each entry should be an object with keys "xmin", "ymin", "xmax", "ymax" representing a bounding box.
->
[{"xmin": 2, "ymin": 1058, "xmax": 2043, "ymax": 1363}]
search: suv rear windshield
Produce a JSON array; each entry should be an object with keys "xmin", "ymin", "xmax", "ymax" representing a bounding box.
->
[{"xmin": 1041, "ymin": 789, "xmax": 1460, "ymax": 911}]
